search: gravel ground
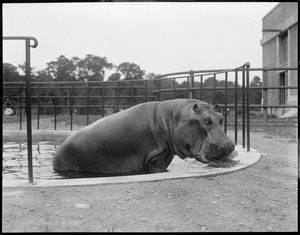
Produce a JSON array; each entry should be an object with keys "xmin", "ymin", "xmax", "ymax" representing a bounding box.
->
[{"xmin": 2, "ymin": 118, "xmax": 298, "ymax": 232}]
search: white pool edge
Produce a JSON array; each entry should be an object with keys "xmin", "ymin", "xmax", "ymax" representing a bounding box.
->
[{"xmin": 3, "ymin": 145, "xmax": 261, "ymax": 188}]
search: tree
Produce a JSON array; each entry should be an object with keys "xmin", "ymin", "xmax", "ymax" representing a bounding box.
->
[
  {"xmin": 18, "ymin": 61, "xmax": 37, "ymax": 79},
  {"xmin": 145, "ymin": 72, "xmax": 157, "ymax": 80},
  {"xmin": 117, "ymin": 62, "xmax": 145, "ymax": 80},
  {"xmin": 107, "ymin": 72, "xmax": 121, "ymax": 81},
  {"xmin": 250, "ymin": 76, "xmax": 262, "ymax": 86},
  {"xmin": 77, "ymin": 54, "xmax": 113, "ymax": 82},
  {"xmin": 3, "ymin": 63, "xmax": 22, "ymax": 99},
  {"xmin": 3, "ymin": 63, "xmax": 21, "ymax": 82},
  {"xmin": 249, "ymin": 76, "xmax": 262, "ymax": 105},
  {"xmin": 45, "ymin": 55, "xmax": 77, "ymax": 81},
  {"xmin": 35, "ymin": 70, "xmax": 53, "ymax": 82}
]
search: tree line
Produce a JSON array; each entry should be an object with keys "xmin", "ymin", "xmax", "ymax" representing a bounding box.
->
[{"xmin": 3, "ymin": 54, "xmax": 262, "ymax": 115}]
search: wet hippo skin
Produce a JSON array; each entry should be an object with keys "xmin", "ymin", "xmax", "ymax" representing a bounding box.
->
[{"xmin": 53, "ymin": 99, "xmax": 236, "ymax": 175}]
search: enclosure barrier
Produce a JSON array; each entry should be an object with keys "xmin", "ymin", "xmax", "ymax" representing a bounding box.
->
[
  {"xmin": 3, "ymin": 36, "xmax": 38, "ymax": 183},
  {"xmin": 154, "ymin": 62, "xmax": 252, "ymax": 151},
  {"xmin": 153, "ymin": 65, "xmax": 297, "ymax": 151},
  {"xmin": 3, "ymin": 80, "xmax": 157, "ymax": 129},
  {"xmin": 3, "ymin": 55, "xmax": 298, "ymax": 183}
]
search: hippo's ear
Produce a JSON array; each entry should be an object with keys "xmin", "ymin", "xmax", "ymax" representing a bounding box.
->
[
  {"xmin": 214, "ymin": 104, "xmax": 221, "ymax": 112},
  {"xmin": 193, "ymin": 103, "xmax": 201, "ymax": 113}
]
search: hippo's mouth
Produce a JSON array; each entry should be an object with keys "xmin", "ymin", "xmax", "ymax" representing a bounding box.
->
[
  {"xmin": 195, "ymin": 153, "xmax": 211, "ymax": 163},
  {"xmin": 195, "ymin": 149, "xmax": 239, "ymax": 167}
]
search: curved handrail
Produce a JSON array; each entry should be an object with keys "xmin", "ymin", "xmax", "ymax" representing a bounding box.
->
[
  {"xmin": 3, "ymin": 36, "xmax": 38, "ymax": 48},
  {"xmin": 154, "ymin": 62, "xmax": 250, "ymax": 80},
  {"xmin": 3, "ymin": 36, "xmax": 38, "ymax": 184}
]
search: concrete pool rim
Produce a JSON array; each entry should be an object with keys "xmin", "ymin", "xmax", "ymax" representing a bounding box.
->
[{"xmin": 3, "ymin": 130, "xmax": 261, "ymax": 188}]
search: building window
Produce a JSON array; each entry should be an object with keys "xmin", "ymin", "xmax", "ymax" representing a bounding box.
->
[
  {"xmin": 279, "ymin": 32, "xmax": 288, "ymax": 65},
  {"xmin": 279, "ymin": 71, "xmax": 288, "ymax": 105}
]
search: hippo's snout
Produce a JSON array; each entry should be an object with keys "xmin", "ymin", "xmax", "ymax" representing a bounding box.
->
[
  {"xmin": 195, "ymin": 141, "xmax": 236, "ymax": 164},
  {"xmin": 223, "ymin": 142, "xmax": 235, "ymax": 158},
  {"xmin": 227, "ymin": 149, "xmax": 238, "ymax": 160}
]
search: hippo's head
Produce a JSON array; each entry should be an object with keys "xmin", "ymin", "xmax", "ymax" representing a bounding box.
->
[{"xmin": 173, "ymin": 101, "xmax": 236, "ymax": 164}]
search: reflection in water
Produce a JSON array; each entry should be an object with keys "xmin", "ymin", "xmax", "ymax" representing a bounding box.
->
[
  {"xmin": 2, "ymin": 142, "xmax": 161, "ymax": 180},
  {"xmin": 3, "ymin": 141, "xmax": 64, "ymax": 180},
  {"xmin": 2, "ymin": 141, "xmax": 208, "ymax": 181}
]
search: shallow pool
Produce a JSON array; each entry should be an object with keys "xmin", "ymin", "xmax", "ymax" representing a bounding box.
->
[
  {"xmin": 2, "ymin": 141, "xmax": 205, "ymax": 181},
  {"xmin": 2, "ymin": 141, "xmax": 64, "ymax": 181}
]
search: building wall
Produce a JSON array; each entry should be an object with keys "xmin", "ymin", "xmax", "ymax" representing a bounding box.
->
[
  {"xmin": 289, "ymin": 23, "xmax": 298, "ymax": 98},
  {"xmin": 261, "ymin": 2, "xmax": 298, "ymax": 117}
]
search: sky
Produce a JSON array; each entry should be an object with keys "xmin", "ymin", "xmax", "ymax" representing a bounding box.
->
[{"xmin": 3, "ymin": 2, "xmax": 279, "ymax": 80}]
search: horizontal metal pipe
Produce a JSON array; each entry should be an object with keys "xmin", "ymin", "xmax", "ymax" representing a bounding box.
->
[
  {"xmin": 3, "ymin": 36, "xmax": 38, "ymax": 48},
  {"xmin": 152, "ymin": 85, "xmax": 297, "ymax": 94},
  {"xmin": 20, "ymin": 103, "xmax": 297, "ymax": 109},
  {"xmin": 154, "ymin": 66, "xmax": 297, "ymax": 80},
  {"xmin": 27, "ymin": 95, "xmax": 156, "ymax": 99},
  {"xmin": 3, "ymin": 67, "xmax": 297, "ymax": 86}
]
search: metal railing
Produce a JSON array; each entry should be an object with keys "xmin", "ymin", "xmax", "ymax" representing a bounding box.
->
[
  {"xmin": 3, "ymin": 36, "xmax": 38, "ymax": 183},
  {"xmin": 154, "ymin": 62, "xmax": 252, "ymax": 151},
  {"xmin": 3, "ymin": 50, "xmax": 298, "ymax": 183},
  {"xmin": 153, "ymin": 64, "xmax": 297, "ymax": 151},
  {"xmin": 3, "ymin": 79, "xmax": 157, "ymax": 130},
  {"xmin": 3, "ymin": 65, "xmax": 298, "ymax": 140}
]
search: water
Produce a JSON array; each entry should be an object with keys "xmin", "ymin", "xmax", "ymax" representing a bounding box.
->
[
  {"xmin": 2, "ymin": 141, "xmax": 213, "ymax": 181},
  {"xmin": 2, "ymin": 141, "xmax": 64, "ymax": 181}
]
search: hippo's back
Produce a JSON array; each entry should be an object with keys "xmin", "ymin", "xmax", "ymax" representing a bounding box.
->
[{"xmin": 53, "ymin": 101, "xmax": 161, "ymax": 173}]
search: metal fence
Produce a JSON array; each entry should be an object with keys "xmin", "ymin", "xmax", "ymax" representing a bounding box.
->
[
  {"xmin": 3, "ymin": 79, "xmax": 157, "ymax": 130},
  {"xmin": 4, "ymin": 36, "xmax": 297, "ymax": 184},
  {"xmin": 153, "ymin": 64, "xmax": 297, "ymax": 150},
  {"xmin": 3, "ymin": 60, "xmax": 298, "ymax": 183},
  {"xmin": 3, "ymin": 64, "xmax": 298, "ymax": 139}
]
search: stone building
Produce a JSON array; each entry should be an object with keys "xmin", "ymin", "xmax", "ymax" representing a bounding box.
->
[{"xmin": 260, "ymin": 2, "xmax": 298, "ymax": 117}]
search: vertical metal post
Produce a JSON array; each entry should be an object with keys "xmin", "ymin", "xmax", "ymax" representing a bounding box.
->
[
  {"xmin": 262, "ymin": 69, "xmax": 268, "ymax": 124},
  {"xmin": 234, "ymin": 70, "xmax": 238, "ymax": 145},
  {"xmin": 25, "ymin": 39, "xmax": 33, "ymax": 183},
  {"xmin": 200, "ymin": 75, "xmax": 203, "ymax": 100},
  {"xmin": 102, "ymin": 82, "xmax": 105, "ymax": 117},
  {"xmin": 117, "ymin": 82, "xmax": 120, "ymax": 111},
  {"xmin": 20, "ymin": 84, "xmax": 23, "ymax": 130},
  {"xmin": 242, "ymin": 67, "xmax": 246, "ymax": 148},
  {"xmin": 145, "ymin": 80, "xmax": 148, "ymax": 102},
  {"xmin": 54, "ymin": 83, "xmax": 57, "ymax": 130},
  {"xmin": 246, "ymin": 63, "xmax": 251, "ymax": 151},
  {"xmin": 224, "ymin": 72, "xmax": 228, "ymax": 133},
  {"xmin": 37, "ymin": 84, "xmax": 40, "ymax": 130},
  {"xmin": 186, "ymin": 76, "xmax": 190, "ymax": 99},
  {"xmin": 70, "ymin": 84, "xmax": 73, "ymax": 131},
  {"xmin": 87, "ymin": 83, "xmax": 90, "ymax": 125},
  {"xmin": 173, "ymin": 78, "xmax": 176, "ymax": 99},
  {"xmin": 189, "ymin": 71, "xmax": 194, "ymax": 99},
  {"xmin": 131, "ymin": 81, "xmax": 134, "ymax": 106},
  {"xmin": 213, "ymin": 74, "xmax": 216, "ymax": 105}
]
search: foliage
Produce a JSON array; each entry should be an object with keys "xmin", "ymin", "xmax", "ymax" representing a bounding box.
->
[
  {"xmin": 107, "ymin": 72, "xmax": 121, "ymax": 81},
  {"xmin": 249, "ymin": 76, "xmax": 262, "ymax": 105},
  {"xmin": 157, "ymin": 76, "xmax": 241, "ymax": 105},
  {"xmin": 3, "ymin": 57, "xmax": 262, "ymax": 115},
  {"xmin": 76, "ymin": 54, "xmax": 113, "ymax": 81},
  {"xmin": 3, "ymin": 63, "xmax": 21, "ymax": 82},
  {"xmin": 117, "ymin": 62, "xmax": 145, "ymax": 80},
  {"xmin": 3, "ymin": 63, "xmax": 23, "ymax": 100},
  {"xmin": 45, "ymin": 55, "xmax": 77, "ymax": 81}
]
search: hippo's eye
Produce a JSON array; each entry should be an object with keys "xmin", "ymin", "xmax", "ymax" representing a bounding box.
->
[{"xmin": 203, "ymin": 117, "xmax": 212, "ymax": 125}]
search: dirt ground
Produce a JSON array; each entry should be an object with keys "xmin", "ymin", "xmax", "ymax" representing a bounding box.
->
[{"xmin": 2, "ymin": 119, "xmax": 298, "ymax": 232}]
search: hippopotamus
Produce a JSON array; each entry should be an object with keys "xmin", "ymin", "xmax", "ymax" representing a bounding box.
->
[{"xmin": 53, "ymin": 99, "xmax": 236, "ymax": 176}]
